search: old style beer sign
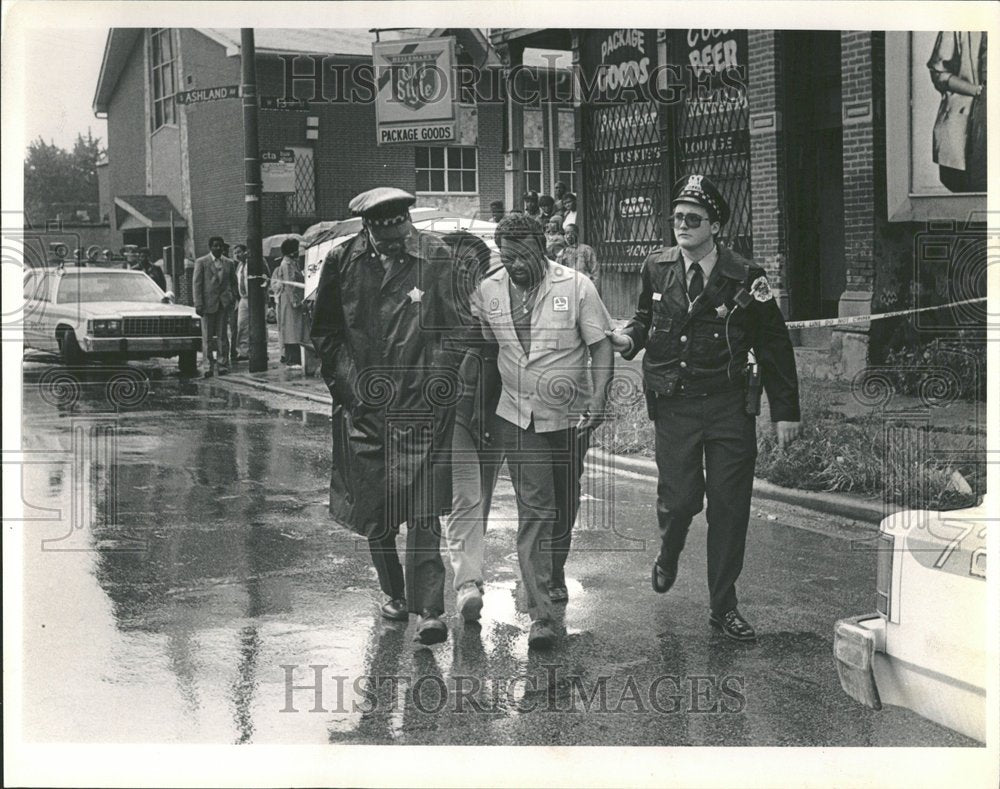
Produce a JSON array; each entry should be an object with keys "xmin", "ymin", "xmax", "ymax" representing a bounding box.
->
[{"xmin": 373, "ymin": 37, "xmax": 457, "ymax": 145}]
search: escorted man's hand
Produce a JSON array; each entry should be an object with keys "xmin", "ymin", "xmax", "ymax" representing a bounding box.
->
[
  {"xmin": 577, "ymin": 401, "xmax": 607, "ymax": 433},
  {"xmin": 776, "ymin": 420, "xmax": 801, "ymax": 449},
  {"xmin": 604, "ymin": 329, "xmax": 632, "ymax": 354}
]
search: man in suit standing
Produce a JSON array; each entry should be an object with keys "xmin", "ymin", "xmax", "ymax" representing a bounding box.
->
[
  {"xmin": 193, "ymin": 235, "xmax": 237, "ymax": 377},
  {"xmin": 606, "ymin": 175, "xmax": 801, "ymax": 642}
]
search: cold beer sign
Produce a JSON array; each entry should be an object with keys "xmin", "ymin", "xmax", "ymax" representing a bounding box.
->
[{"xmin": 373, "ymin": 37, "xmax": 457, "ymax": 145}]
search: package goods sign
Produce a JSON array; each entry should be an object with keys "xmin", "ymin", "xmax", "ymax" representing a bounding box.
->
[
  {"xmin": 374, "ymin": 36, "xmax": 457, "ymax": 144},
  {"xmin": 579, "ymin": 29, "xmax": 658, "ymax": 103},
  {"xmin": 261, "ymin": 149, "xmax": 296, "ymax": 193}
]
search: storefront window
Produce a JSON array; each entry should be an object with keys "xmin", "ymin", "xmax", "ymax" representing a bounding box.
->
[
  {"xmin": 558, "ymin": 150, "xmax": 575, "ymax": 192},
  {"xmin": 415, "ymin": 146, "xmax": 478, "ymax": 193},
  {"xmin": 524, "ymin": 149, "xmax": 543, "ymax": 194}
]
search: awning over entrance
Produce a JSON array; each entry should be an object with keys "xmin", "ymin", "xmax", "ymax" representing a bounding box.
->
[{"xmin": 114, "ymin": 196, "xmax": 187, "ymax": 231}]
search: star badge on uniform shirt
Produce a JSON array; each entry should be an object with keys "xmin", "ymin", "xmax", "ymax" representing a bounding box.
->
[{"xmin": 407, "ymin": 286, "xmax": 424, "ymax": 303}]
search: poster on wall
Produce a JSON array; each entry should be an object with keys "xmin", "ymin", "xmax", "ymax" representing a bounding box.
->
[
  {"xmin": 886, "ymin": 31, "xmax": 987, "ymax": 221},
  {"xmin": 261, "ymin": 149, "xmax": 296, "ymax": 193}
]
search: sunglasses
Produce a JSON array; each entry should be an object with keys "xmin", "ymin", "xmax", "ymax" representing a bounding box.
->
[{"xmin": 672, "ymin": 212, "xmax": 711, "ymax": 228}]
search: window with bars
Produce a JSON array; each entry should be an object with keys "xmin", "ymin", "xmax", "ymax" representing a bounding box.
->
[
  {"xmin": 285, "ymin": 146, "xmax": 316, "ymax": 218},
  {"xmin": 558, "ymin": 150, "xmax": 576, "ymax": 192},
  {"xmin": 149, "ymin": 28, "xmax": 177, "ymax": 132},
  {"xmin": 415, "ymin": 146, "xmax": 478, "ymax": 193},
  {"xmin": 524, "ymin": 149, "xmax": 543, "ymax": 194}
]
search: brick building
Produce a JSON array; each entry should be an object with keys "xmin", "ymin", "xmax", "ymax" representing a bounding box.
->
[
  {"xmin": 92, "ymin": 28, "xmax": 535, "ymax": 265},
  {"xmin": 491, "ymin": 28, "xmax": 987, "ymax": 376}
]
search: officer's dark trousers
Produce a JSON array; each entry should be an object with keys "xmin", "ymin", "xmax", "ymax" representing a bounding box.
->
[
  {"xmin": 367, "ymin": 517, "xmax": 446, "ymax": 617},
  {"xmin": 653, "ymin": 388, "xmax": 757, "ymax": 615}
]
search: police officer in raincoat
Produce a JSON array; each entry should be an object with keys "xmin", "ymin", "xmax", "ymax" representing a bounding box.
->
[{"xmin": 311, "ymin": 188, "xmax": 467, "ymax": 645}]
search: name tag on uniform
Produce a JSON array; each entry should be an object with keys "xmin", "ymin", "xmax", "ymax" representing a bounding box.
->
[
  {"xmin": 553, "ymin": 296, "xmax": 569, "ymax": 312},
  {"xmin": 652, "ymin": 292, "xmax": 662, "ymax": 301}
]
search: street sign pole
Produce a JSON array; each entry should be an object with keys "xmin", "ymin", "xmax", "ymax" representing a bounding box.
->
[{"xmin": 241, "ymin": 28, "xmax": 267, "ymax": 372}]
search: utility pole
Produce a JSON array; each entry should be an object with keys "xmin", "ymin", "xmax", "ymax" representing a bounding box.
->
[{"xmin": 241, "ymin": 28, "xmax": 267, "ymax": 372}]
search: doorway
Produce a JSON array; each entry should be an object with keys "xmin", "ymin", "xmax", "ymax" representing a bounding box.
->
[{"xmin": 783, "ymin": 31, "xmax": 846, "ymax": 345}]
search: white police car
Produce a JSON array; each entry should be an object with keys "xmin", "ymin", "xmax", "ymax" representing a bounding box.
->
[{"xmin": 834, "ymin": 496, "xmax": 989, "ymax": 742}]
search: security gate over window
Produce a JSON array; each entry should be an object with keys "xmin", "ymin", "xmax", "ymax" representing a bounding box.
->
[
  {"xmin": 667, "ymin": 29, "xmax": 752, "ymax": 259},
  {"xmin": 579, "ymin": 29, "xmax": 664, "ymax": 272},
  {"xmin": 285, "ymin": 146, "xmax": 316, "ymax": 219}
]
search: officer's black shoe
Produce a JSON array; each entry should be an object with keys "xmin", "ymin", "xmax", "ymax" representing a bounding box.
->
[
  {"xmin": 380, "ymin": 598, "xmax": 408, "ymax": 622},
  {"xmin": 709, "ymin": 608, "xmax": 757, "ymax": 642},
  {"xmin": 652, "ymin": 554, "xmax": 678, "ymax": 593},
  {"xmin": 414, "ymin": 612, "xmax": 448, "ymax": 645}
]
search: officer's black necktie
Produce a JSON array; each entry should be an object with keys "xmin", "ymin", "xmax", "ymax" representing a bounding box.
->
[{"xmin": 688, "ymin": 261, "xmax": 704, "ymax": 302}]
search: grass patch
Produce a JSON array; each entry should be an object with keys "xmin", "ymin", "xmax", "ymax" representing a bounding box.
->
[{"xmin": 596, "ymin": 382, "xmax": 985, "ymax": 511}]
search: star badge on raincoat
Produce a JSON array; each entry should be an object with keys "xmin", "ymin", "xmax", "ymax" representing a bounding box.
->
[
  {"xmin": 407, "ymin": 287, "xmax": 424, "ymax": 303},
  {"xmin": 750, "ymin": 276, "xmax": 773, "ymax": 302},
  {"xmin": 715, "ymin": 303, "xmax": 730, "ymax": 319}
]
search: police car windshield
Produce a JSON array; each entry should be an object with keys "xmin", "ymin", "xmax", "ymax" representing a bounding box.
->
[{"xmin": 56, "ymin": 271, "xmax": 165, "ymax": 303}]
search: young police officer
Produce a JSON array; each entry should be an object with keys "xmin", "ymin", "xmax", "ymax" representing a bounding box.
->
[{"xmin": 607, "ymin": 175, "xmax": 801, "ymax": 642}]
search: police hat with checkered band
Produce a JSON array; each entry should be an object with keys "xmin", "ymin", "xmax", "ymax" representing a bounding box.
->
[
  {"xmin": 671, "ymin": 174, "xmax": 730, "ymax": 226},
  {"xmin": 349, "ymin": 187, "xmax": 417, "ymax": 228}
]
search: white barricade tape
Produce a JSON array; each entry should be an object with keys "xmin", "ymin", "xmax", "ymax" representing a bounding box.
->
[{"xmin": 784, "ymin": 297, "xmax": 986, "ymax": 329}]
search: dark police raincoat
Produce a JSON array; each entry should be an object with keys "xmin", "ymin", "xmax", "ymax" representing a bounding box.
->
[{"xmin": 311, "ymin": 228, "xmax": 467, "ymax": 536}]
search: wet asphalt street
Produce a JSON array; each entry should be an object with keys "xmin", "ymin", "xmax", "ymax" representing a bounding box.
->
[{"xmin": 18, "ymin": 358, "xmax": 978, "ymax": 746}]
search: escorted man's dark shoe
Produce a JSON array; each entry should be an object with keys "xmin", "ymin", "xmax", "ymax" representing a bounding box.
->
[
  {"xmin": 527, "ymin": 619, "xmax": 557, "ymax": 650},
  {"xmin": 651, "ymin": 553, "xmax": 678, "ymax": 593},
  {"xmin": 380, "ymin": 598, "xmax": 408, "ymax": 622},
  {"xmin": 414, "ymin": 612, "xmax": 448, "ymax": 645},
  {"xmin": 709, "ymin": 608, "xmax": 757, "ymax": 642}
]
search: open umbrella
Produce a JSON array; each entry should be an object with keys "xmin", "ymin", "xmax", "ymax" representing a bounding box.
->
[{"xmin": 261, "ymin": 233, "xmax": 306, "ymax": 258}]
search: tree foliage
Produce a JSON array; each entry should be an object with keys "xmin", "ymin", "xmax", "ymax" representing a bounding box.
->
[{"xmin": 24, "ymin": 131, "xmax": 105, "ymax": 226}]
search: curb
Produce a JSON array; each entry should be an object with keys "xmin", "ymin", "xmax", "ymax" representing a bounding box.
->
[
  {"xmin": 213, "ymin": 374, "xmax": 892, "ymax": 526},
  {"xmin": 586, "ymin": 448, "xmax": 891, "ymax": 525},
  {"xmin": 221, "ymin": 373, "xmax": 333, "ymax": 406}
]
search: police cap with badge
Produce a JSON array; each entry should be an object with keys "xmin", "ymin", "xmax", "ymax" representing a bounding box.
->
[
  {"xmin": 672, "ymin": 174, "xmax": 730, "ymax": 226},
  {"xmin": 349, "ymin": 187, "xmax": 416, "ymax": 239}
]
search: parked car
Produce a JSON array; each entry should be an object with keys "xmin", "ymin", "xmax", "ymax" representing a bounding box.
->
[
  {"xmin": 23, "ymin": 266, "xmax": 202, "ymax": 376},
  {"xmin": 833, "ymin": 496, "xmax": 989, "ymax": 742}
]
